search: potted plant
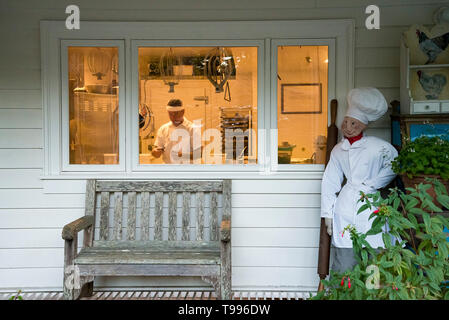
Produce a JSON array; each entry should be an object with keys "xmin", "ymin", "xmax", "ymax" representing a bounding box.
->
[
  {"xmin": 312, "ymin": 181, "xmax": 449, "ymax": 300},
  {"xmin": 392, "ymin": 135, "xmax": 449, "ymax": 207}
]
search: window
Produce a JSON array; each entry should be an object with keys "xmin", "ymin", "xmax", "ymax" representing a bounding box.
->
[
  {"xmin": 137, "ymin": 46, "xmax": 258, "ymax": 165},
  {"xmin": 277, "ymin": 45, "xmax": 329, "ymax": 165},
  {"xmin": 67, "ymin": 46, "xmax": 119, "ymax": 165},
  {"xmin": 60, "ymin": 40, "xmax": 126, "ymax": 172},
  {"xmin": 41, "ymin": 21, "xmax": 353, "ymax": 178}
]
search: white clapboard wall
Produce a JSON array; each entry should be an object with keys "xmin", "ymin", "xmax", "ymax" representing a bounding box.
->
[{"xmin": 0, "ymin": 0, "xmax": 445, "ymax": 292}]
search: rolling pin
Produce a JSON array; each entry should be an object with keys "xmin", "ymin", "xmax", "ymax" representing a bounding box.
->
[{"xmin": 317, "ymin": 99, "xmax": 339, "ymax": 291}]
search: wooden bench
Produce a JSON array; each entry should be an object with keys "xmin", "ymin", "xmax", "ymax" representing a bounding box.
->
[{"xmin": 62, "ymin": 179, "xmax": 232, "ymax": 300}]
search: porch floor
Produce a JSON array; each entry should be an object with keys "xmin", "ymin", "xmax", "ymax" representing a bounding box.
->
[{"xmin": 1, "ymin": 290, "xmax": 311, "ymax": 300}]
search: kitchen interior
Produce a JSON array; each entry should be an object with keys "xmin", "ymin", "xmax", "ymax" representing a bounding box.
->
[
  {"xmin": 68, "ymin": 46, "xmax": 120, "ymax": 165},
  {"xmin": 67, "ymin": 45, "xmax": 329, "ymax": 165},
  {"xmin": 137, "ymin": 46, "xmax": 258, "ymax": 164},
  {"xmin": 277, "ymin": 45, "xmax": 329, "ymax": 165}
]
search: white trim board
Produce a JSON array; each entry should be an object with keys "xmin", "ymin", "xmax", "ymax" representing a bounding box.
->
[{"xmin": 40, "ymin": 19, "xmax": 354, "ymax": 179}]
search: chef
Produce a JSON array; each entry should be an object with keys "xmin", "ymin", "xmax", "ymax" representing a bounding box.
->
[
  {"xmin": 152, "ymin": 99, "xmax": 200, "ymax": 164},
  {"xmin": 321, "ymin": 87, "xmax": 398, "ymax": 273}
]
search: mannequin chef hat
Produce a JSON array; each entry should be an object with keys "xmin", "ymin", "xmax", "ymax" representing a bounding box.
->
[
  {"xmin": 345, "ymin": 87, "xmax": 387, "ymax": 124},
  {"xmin": 166, "ymin": 99, "xmax": 185, "ymax": 112}
]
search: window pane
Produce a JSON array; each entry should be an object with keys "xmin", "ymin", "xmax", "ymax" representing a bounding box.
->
[
  {"xmin": 138, "ymin": 46, "xmax": 257, "ymax": 164},
  {"xmin": 68, "ymin": 47, "xmax": 119, "ymax": 164},
  {"xmin": 277, "ymin": 45, "xmax": 328, "ymax": 164}
]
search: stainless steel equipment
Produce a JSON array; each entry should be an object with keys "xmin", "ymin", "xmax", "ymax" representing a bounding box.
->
[{"xmin": 219, "ymin": 106, "xmax": 252, "ymax": 161}]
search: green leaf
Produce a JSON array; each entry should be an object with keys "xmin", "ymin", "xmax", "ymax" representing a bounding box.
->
[
  {"xmin": 436, "ymin": 194, "xmax": 449, "ymax": 209},
  {"xmin": 382, "ymin": 233, "xmax": 392, "ymax": 249},
  {"xmin": 405, "ymin": 197, "xmax": 420, "ymax": 211},
  {"xmin": 423, "ymin": 212, "xmax": 431, "ymax": 232},
  {"xmin": 358, "ymin": 203, "xmax": 371, "ymax": 215}
]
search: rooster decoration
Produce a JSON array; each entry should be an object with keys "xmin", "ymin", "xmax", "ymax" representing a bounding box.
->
[
  {"xmin": 417, "ymin": 70, "xmax": 447, "ymax": 100},
  {"xmin": 416, "ymin": 29, "xmax": 449, "ymax": 64}
]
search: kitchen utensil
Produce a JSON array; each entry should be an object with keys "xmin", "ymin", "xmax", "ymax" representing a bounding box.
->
[{"xmin": 317, "ymin": 98, "xmax": 339, "ymax": 292}]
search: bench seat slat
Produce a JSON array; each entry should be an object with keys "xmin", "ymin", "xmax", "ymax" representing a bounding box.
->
[
  {"xmin": 96, "ymin": 181, "xmax": 223, "ymax": 192},
  {"xmin": 92, "ymin": 240, "xmax": 219, "ymax": 250},
  {"xmin": 77, "ymin": 264, "xmax": 220, "ymax": 277},
  {"xmin": 75, "ymin": 250, "xmax": 220, "ymax": 265}
]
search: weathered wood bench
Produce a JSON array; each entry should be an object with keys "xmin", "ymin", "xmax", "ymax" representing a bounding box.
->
[{"xmin": 62, "ymin": 179, "xmax": 232, "ymax": 300}]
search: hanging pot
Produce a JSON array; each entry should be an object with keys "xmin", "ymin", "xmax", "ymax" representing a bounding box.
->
[{"xmin": 204, "ymin": 47, "xmax": 235, "ymax": 93}]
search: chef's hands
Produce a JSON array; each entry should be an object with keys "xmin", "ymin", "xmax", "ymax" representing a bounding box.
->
[
  {"xmin": 151, "ymin": 146, "xmax": 164, "ymax": 158},
  {"xmin": 324, "ymin": 218, "xmax": 333, "ymax": 236}
]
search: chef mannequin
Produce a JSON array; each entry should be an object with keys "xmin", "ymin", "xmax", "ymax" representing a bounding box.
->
[{"xmin": 321, "ymin": 87, "xmax": 398, "ymax": 274}]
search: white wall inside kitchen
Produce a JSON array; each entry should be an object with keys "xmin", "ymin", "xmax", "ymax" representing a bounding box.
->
[{"xmin": 0, "ymin": 0, "xmax": 446, "ymax": 292}]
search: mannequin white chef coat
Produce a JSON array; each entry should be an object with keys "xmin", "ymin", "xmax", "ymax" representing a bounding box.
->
[{"xmin": 321, "ymin": 133, "xmax": 398, "ymax": 248}]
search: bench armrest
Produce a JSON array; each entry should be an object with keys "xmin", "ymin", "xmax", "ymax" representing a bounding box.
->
[
  {"xmin": 62, "ymin": 216, "xmax": 94, "ymax": 241},
  {"xmin": 220, "ymin": 219, "xmax": 231, "ymax": 242}
]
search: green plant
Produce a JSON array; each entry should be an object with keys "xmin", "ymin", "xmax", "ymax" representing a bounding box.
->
[
  {"xmin": 8, "ymin": 290, "xmax": 23, "ymax": 300},
  {"xmin": 391, "ymin": 135, "xmax": 449, "ymax": 179},
  {"xmin": 312, "ymin": 178, "xmax": 449, "ymax": 300}
]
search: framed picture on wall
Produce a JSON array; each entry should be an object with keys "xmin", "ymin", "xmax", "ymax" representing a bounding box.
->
[
  {"xmin": 390, "ymin": 113, "xmax": 449, "ymax": 149},
  {"xmin": 281, "ymin": 83, "xmax": 322, "ymax": 114}
]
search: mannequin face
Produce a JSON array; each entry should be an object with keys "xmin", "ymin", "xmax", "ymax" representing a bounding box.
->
[{"xmin": 341, "ymin": 116, "xmax": 367, "ymax": 138}]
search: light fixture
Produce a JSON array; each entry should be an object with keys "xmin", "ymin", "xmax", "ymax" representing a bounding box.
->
[
  {"xmin": 87, "ymin": 48, "xmax": 111, "ymax": 80},
  {"xmin": 159, "ymin": 48, "xmax": 182, "ymax": 93}
]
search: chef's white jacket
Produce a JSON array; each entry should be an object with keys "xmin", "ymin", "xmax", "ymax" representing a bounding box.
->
[
  {"xmin": 154, "ymin": 118, "xmax": 195, "ymax": 164},
  {"xmin": 320, "ymin": 134, "xmax": 398, "ymax": 248}
]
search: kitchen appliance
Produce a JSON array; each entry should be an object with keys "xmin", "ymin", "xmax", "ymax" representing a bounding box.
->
[
  {"xmin": 278, "ymin": 141, "xmax": 296, "ymax": 164},
  {"xmin": 219, "ymin": 106, "xmax": 252, "ymax": 161},
  {"xmin": 205, "ymin": 47, "xmax": 235, "ymax": 93}
]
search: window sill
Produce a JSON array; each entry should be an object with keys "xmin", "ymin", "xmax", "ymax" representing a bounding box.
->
[{"xmin": 40, "ymin": 169, "xmax": 324, "ymax": 181}]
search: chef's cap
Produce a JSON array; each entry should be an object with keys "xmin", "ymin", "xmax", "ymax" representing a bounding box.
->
[{"xmin": 345, "ymin": 87, "xmax": 387, "ymax": 124}]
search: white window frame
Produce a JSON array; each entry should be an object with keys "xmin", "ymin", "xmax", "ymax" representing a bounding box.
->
[
  {"xmin": 40, "ymin": 20, "xmax": 354, "ymax": 180},
  {"xmin": 270, "ymin": 38, "xmax": 336, "ymax": 173},
  {"xmin": 131, "ymin": 40, "xmax": 264, "ymax": 173},
  {"xmin": 60, "ymin": 40, "xmax": 126, "ymax": 172}
]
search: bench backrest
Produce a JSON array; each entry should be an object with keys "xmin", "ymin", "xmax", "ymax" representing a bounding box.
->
[{"xmin": 84, "ymin": 180, "xmax": 231, "ymax": 244}]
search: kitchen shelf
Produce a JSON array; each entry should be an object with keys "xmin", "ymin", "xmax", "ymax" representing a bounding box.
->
[
  {"xmin": 74, "ymin": 91, "xmax": 118, "ymax": 97},
  {"xmin": 141, "ymin": 75, "xmax": 236, "ymax": 81}
]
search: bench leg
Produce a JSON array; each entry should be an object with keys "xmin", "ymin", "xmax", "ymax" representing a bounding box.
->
[
  {"xmin": 63, "ymin": 238, "xmax": 78, "ymax": 300},
  {"xmin": 220, "ymin": 241, "xmax": 232, "ymax": 300},
  {"xmin": 79, "ymin": 276, "xmax": 95, "ymax": 298},
  {"xmin": 201, "ymin": 275, "xmax": 221, "ymax": 299}
]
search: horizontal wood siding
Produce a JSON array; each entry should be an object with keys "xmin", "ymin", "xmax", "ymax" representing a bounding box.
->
[{"xmin": 0, "ymin": 0, "xmax": 439, "ymax": 292}]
